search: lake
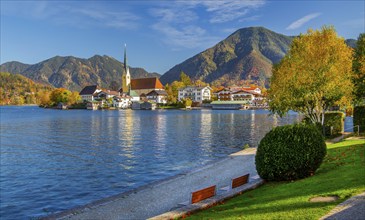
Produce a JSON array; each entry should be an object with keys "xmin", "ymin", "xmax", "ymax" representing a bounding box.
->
[{"xmin": 0, "ymin": 106, "xmax": 303, "ymax": 219}]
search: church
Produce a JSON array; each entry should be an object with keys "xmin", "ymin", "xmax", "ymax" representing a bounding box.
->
[{"xmin": 120, "ymin": 45, "xmax": 167, "ymax": 104}]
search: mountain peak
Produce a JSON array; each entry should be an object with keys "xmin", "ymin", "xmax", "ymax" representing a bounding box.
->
[
  {"xmin": 0, "ymin": 55, "xmax": 160, "ymax": 91},
  {"xmin": 160, "ymin": 27, "xmax": 293, "ymax": 87}
]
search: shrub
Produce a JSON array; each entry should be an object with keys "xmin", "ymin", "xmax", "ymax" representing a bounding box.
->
[
  {"xmin": 354, "ymin": 106, "xmax": 365, "ymax": 133},
  {"xmin": 324, "ymin": 112, "xmax": 344, "ymax": 136},
  {"xmin": 255, "ymin": 124, "xmax": 326, "ymax": 181}
]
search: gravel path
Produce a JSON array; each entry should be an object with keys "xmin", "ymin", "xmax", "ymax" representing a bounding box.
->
[{"xmin": 45, "ymin": 148, "xmax": 262, "ymax": 220}]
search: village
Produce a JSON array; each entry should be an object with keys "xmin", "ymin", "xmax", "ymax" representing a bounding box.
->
[{"xmin": 78, "ymin": 47, "xmax": 267, "ymax": 110}]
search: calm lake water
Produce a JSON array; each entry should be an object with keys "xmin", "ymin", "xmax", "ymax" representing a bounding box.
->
[{"xmin": 0, "ymin": 106, "xmax": 303, "ymax": 219}]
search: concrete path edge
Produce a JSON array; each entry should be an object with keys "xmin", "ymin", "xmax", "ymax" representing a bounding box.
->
[{"xmin": 149, "ymin": 178, "xmax": 265, "ymax": 220}]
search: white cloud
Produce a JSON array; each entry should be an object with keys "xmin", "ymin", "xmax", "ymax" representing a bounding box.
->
[
  {"xmin": 151, "ymin": 22, "xmax": 219, "ymax": 49},
  {"xmin": 71, "ymin": 8, "xmax": 140, "ymax": 29},
  {"xmin": 149, "ymin": 0, "xmax": 265, "ymax": 49},
  {"xmin": 1, "ymin": 1, "xmax": 140, "ymax": 30},
  {"xmin": 149, "ymin": 8, "xmax": 197, "ymax": 23},
  {"xmin": 200, "ymin": 0, "xmax": 265, "ymax": 23},
  {"xmin": 286, "ymin": 13, "xmax": 321, "ymax": 30},
  {"xmin": 149, "ymin": 4, "xmax": 218, "ymax": 49}
]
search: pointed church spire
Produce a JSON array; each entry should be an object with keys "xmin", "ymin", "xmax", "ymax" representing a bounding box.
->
[
  {"xmin": 124, "ymin": 43, "xmax": 127, "ymax": 71},
  {"xmin": 122, "ymin": 43, "xmax": 131, "ymax": 93}
]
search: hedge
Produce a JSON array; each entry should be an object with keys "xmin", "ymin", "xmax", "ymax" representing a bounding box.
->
[
  {"xmin": 324, "ymin": 111, "xmax": 345, "ymax": 136},
  {"xmin": 302, "ymin": 111, "xmax": 345, "ymax": 137},
  {"xmin": 354, "ymin": 106, "xmax": 365, "ymax": 133}
]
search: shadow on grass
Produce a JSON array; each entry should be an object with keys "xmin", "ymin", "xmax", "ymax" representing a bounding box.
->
[{"xmin": 187, "ymin": 142, "xmax": 365, "ymax": 220}]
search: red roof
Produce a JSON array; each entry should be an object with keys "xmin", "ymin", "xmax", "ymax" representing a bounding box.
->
[{"xmin": 131, "ymin": 77, "xmax": 164, "ymax": 90}]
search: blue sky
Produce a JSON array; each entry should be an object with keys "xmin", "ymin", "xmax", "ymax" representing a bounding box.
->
[{"xmin": 1, "ymin": 0, "xmax": 364, "ymax": 74}]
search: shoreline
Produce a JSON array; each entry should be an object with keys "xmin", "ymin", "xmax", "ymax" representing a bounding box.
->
[{"xmin": 43, "ymin": 148, "xmax": 261, "ymax": 220}]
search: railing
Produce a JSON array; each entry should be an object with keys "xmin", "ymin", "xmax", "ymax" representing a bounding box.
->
[{"xmin": 344, "ymin": 125, "xmax": 361, "ymax": 136}]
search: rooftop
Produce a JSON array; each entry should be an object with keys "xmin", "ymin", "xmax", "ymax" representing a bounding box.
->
[
  {"xmin": 131, "ymin": 77, "xmax": 164, "ymax": 90},
  {"xmin": 79, "ymin": 85, "xmax": 99, "ymax": 95}
]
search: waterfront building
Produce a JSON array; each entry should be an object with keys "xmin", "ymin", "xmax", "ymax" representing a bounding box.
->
[
  {"xmin": 79, "ymin": 85, "xmax": 102, "ymax": 102},
  {"xmin": 178, "ymin": 86, "xmax": 212, "ymax": 103},
  {"xmin": 79, "ymin": 45, "xmax": 167, "ymax": 109},
  {"xmin": 96, "ymin": 90, "xmax": 120, "ymax": 99},
  {"xmin": 214, "ymin": 86, "xmax": 266, "ymax": 108},
  {"xmin": 113, "ymin": 93, "xmax": 131, "ymax": 109},
  {"xmin": 146, "ymin": 90, "xmax": 168, "ymax": 104},
  {"xmin": 130, "ymin": 77, "xmax": 165, "ymax": 96},
  {"xmin": 216, "ymin": 87, "xmax": 263, "ymax": 103},
  {"xmin": 120, "ymin": 45, "xmax": 166, "ymax": 104}
]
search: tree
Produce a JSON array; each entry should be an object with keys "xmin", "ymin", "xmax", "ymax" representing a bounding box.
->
[
  {"xmin": 164, "ymin": 81, "xmax": 185, "ymax": 104},
  {"xmin": 353, "ymin": 33, "xmax": 365, "ymax": 104},
  {"xmin": 50, "ymin": 88, "xmax": 72, "ymax": 105},
  {"xmin": 180, "ymin": 71, "xmax": 192, "ymax": 86},
  {"xmin": 38, "ymin": 91, "xmax": 51, "ymax": 106},
  {"xmin": 182, "ymin": 98, "xmax": 192, "ymax": 108},
  {"xmin": 269, "ymin": 26, "xmax": 353, "ymax": 126},
  {"xmin": 193, "ymin": 79, "xmax": 208, "ymax": 87},
  {"xmin": 68, "ymin": 91, "xmax": 81, "ymax": 105}
]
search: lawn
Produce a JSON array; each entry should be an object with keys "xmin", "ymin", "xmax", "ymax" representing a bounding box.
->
[{"xmin": 187, "ymin": 139, "xmax": 365, "ymax": 220}]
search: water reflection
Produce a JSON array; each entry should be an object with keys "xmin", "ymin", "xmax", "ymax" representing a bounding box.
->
[{"xmin": 0, "ymin": 107, "xmax": 302, "ymax": 219}]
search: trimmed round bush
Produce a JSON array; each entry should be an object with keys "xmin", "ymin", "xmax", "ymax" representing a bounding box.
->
[{"xmin": 255, "ymin": 124, "xmax": 326, "ymax": 181}]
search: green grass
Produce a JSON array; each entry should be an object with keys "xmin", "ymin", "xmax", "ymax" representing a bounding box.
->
[
  {"xmin": 187, "ymin": 139, "xmax": 365, "ymax": 220},
  {"xmin": 158, "ymin": 105, "xmax": 181, "ymax": 109}
]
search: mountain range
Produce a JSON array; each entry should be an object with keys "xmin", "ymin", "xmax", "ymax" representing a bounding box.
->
[
  {"xmin": 1, "ymin": 27, "xmax": 357, "ymax": 90},
  {"xmin": 0, "ymin": 55, "xmax": 160, "ymax": 91},
  {"xmin": 160, "ymin": 27, "xmax": 356, "ymax": 86}
]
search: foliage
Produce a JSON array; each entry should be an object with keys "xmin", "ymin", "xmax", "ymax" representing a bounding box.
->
[
  {"xmin": 255, "ymin": 124, "xmax": 326, "ymax": 181},
  {"xmin": 0, "ymin": 72, "xmax": 53, "ymax": 105},
  {"xmin": 180, "ymin": 71, "xmax": 192, "ymax": 86},
  {"xmin": 189, "ymin": 139, "xmax": 365, "ymax": 220},
  {"xmin": 165, "ymin": 81, "xmax": 184, "ymax": 104},
  {"xmin": 353, "ymin": 33, "xmax": 365, "ymax": 103},
  {"xmin": 69, "ymin": 102, "xmax": 87, "ymax": 109},
  {"xmin": 49, "ymin": 88, "xmax": 72, "ymax": 105},
  {"xmin": 182, "ymin": 98, "xmax": 192, "ymax": 108},
  {"xmin": 303, "ymin": 111, "xmax": 345, "ymax": 137},
  {"xmin": 353, "ymin": 106, "xmax": 365, "ymax": 132},
  {"xmin": 69, "ymin": 91, "xmax": 81, "ymax": 104},
  {"xmin": 269, "ymin": 26, "xmax": 354, "ymax": 125},
  {"xmin": 323, "ymin": 112, "xmax": 345, "ymax": 136},
  {"xmin": 164, "ymin": 72, "xmax": 201, "ymax": 104}
]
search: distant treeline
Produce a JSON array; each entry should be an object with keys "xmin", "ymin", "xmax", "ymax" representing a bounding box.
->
[{"xmin": 0, "ymin": 72, "xmax": 54, "ymax": 105}]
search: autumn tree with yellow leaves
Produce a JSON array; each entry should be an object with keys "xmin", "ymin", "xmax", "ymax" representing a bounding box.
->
[
  {"xmin": 353, "ymin": 33, "xmax": 365, "ymax": 104},
  {"xmin": 269, "ymin": 26, "xmax": 353, "ymax": 125}
]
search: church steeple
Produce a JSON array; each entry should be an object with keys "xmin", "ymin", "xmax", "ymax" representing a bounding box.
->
[
  {"xmin": 124, "ymin": 44, "xmax": 127, "ymax": 70},
  {"xmin": 122, "ymin": 44, "xmax": 131, "ymax": 93}
]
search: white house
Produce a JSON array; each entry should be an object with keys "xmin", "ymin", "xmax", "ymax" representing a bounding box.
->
[
  {"xmin": 146, "ymin": 90, "xmax": 167, "ymax": 104},
  {"xmin": 113, "ymin": 94, "xmax": 131, "ymax": 109},
  {"xmin": 178, "ymin": 86, "xmax": 212, "ymax": 103},
  {"xmin": 79, "ymin": 85, "xmax": 102, "ymax": 102},
  {"xmin": 231, "ymin": 90, "xmax": 255, "ymax": 103},
  {"xmin": 96, "ymin": 90, "xmax": 120, "ymax": 100}
]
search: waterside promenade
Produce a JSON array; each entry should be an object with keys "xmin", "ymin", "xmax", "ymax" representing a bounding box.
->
[{"xmin": 44, "ymin": 148, "xmax": 263, "ymax": 220}]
